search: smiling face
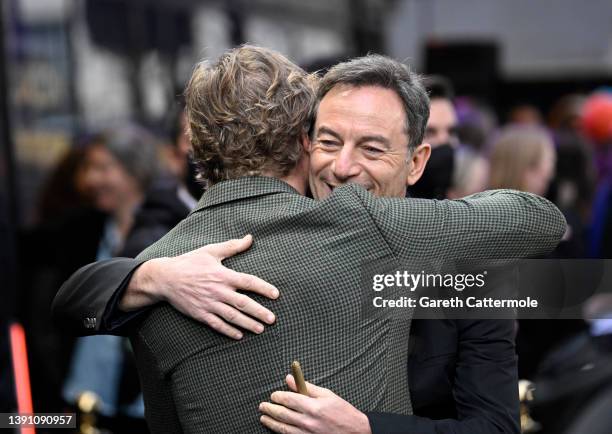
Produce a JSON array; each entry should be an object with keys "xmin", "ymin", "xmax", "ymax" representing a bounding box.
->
[{"xmin": 308, "ymin": 84, "xmax": 428, "ymax": 199}]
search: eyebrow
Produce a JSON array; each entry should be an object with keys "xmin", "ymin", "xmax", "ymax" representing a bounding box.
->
[
  {"xmin": 316, "ymin": 126, "xmax": 343, "ymax": 141},
  {"xmin": 317, "ymin": 126, "xmax": 391, "ymax": 149},
  {"xmin": 357, "ymin": 135, "xmax": 390, "ymax": 149}
]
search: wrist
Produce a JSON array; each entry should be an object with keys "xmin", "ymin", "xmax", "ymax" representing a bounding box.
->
[
  {"xmin": 119, "ymin": 258, "xmax": 170, "ymax": 311},
  {"xmin": 357, "ymin": 411, "xmax": 372, "ymax": 434},
  {"xmin": 139, "ymin": 258, "xmax": 172, "ymax": 301}
]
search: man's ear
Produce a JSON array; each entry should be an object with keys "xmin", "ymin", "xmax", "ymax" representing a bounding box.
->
[
  {"xmin": 406, "ymin": 143, "xmax": 431, "ymax": 186},
  {"xmin": 302, "ymin": 133, "xmax": 312, "ymax": 152}
]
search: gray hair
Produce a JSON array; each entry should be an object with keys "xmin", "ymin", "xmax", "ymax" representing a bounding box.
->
[
  {"xmin": 103, "ymin": 124, "xmax": 160, "ymax": 191},
  {"xmin": 316, "ymin": 54, "xmax": 430, "ymax": 150}
]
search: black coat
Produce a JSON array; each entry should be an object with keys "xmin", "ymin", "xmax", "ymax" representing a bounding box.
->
[
  {"xmin": 121, "ymin": 182, "xmax": 192, "ymax": 258},
  {"xmin": 368, "ymin": 318, "xmax": 519, "ymax": 433}
]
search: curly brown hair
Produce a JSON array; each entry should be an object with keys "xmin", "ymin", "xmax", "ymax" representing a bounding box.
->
[{"xmin": 185, "ymin": 45, "xmax": 317, "ymax": 184}]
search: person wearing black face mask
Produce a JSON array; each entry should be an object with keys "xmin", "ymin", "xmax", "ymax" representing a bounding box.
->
[
  {"xmin": 408, "ymin": 143, "xmax": 455, "ymax": 199},
  {"xmin": 408, "ymin": 76, "xmax": 459, "ymax": 200}
]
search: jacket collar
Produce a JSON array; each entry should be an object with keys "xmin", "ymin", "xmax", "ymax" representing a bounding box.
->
[{"xmin": 193, "ymin": 176, "xmax": 301, "ymax": 212}]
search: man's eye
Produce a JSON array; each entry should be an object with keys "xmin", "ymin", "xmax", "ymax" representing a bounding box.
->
[
  {"xmin": 363, "ymin": 146, "xmax": 384, "ymax": 155},
  {"xmin": 318, "ymin": 140, "xmax": 339, "ymax": 148}
]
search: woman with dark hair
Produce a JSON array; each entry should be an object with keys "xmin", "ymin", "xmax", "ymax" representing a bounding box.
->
[{"xmin": 59, "ymin": 124, "xmax": 160, "ymax": 430}]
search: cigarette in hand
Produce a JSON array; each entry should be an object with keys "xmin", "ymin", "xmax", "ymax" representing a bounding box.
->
[{"xmin": 291, "ymin": 361, "xmax": 308, "ymax": 395}]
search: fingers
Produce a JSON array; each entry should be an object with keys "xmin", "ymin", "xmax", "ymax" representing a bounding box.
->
[
  {"xmin": 285, "ymin": 375, "xmax": 332, "ymax": 398},
  {"xmin": 227, "ymin": 269, "xmax": 280, "ymax": 300},
  {"xmin": 200, "ymin": 313, "xmax": 243, "ymax": 340},
  {"xmin": 221, "ymin": 288, "xmax": 276, "ymax": 324},
  {"xmin": 183, "ymin": 287, "xmax": 275, "ymax": 333},
  {"xmin": 165, "ymin": 234, "xmax": 281, "ymax": 337},
  {"xmin": 259, "ymin": 402, "xmax": 305, "ymax": 427},
  {"xmin": 211, "ymin": 302, "xmax": 266, "ymax": 334},
  {"xmin": 270, "ymin": 391, "xmax": 313, "ymax": 412},
  {"xmin": 260, "ymin": 415, "xmax": 304, "ymax": 434},
  {"xmin": 286, "ymin": 374, "xmax": 298, "ymax": 392},
  {"xmin": 266, "ymin": 392, "xmax": 321, "ymax": 431},
  {"xmin": 198, "ymin": 235, "xmax": 281, "ymax": 302},
  {"xmin": 204, "ymin": 235, "xmax": 253, "ymax": 259}
]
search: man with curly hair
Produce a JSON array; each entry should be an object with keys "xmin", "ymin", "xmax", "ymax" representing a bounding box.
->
[{"xmin": 54, "ymin": 45, "xmax": 565, "ymax": 433}]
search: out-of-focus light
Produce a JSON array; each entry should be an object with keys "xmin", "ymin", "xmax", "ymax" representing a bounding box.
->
[{"xmin": 581, "ymin": 92, "xmax": 612, "ymax": 146}]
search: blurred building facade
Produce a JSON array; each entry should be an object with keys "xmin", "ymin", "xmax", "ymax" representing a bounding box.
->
[
  {"xmin": 3, "ymin": 0, "xmax": 393, "ymax": 226},
  {"xmin": 4, "ymin": 0, "xmax": 612, "ymax": 226},
  {"xmin": 1, "ymin": 0, "xmax": 612, "ymax": 235}
]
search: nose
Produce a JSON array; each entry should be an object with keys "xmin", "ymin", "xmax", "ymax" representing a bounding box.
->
[{"xmin": 331, "ymin": 146, "xmax": 360, "ymax": 180}]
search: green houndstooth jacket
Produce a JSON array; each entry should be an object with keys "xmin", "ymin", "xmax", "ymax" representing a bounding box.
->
[{"xmin": 130, "ymin": 176, "xmax": 566, "ymax": 434}]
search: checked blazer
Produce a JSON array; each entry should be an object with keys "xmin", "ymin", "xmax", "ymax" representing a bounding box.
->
[{"xmin": 129, "ymin": 176, "xmax": 566, "ymax": 434}]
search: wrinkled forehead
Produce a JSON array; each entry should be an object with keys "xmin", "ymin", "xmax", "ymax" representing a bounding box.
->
[{"xmin": 315, "ymin": 84, "xmax": 409, "ymax": 136}]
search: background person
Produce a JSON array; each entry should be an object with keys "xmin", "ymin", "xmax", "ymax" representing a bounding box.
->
[
  {"xmin": 61, "ymin": 124, "xmax": 160, "ymax": 431},
  {"xmin": 488, "ymin": 125, "xmax": 587, "ymax": 380},
  {"xmin": 409, "ymin": 75, "xmax": 458, "ymax": 199}
]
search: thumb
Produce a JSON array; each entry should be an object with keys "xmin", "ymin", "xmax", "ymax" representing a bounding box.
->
[
  {"xmin": 204, "ymin": 234, "xmax": 253, "ymax": 260},
  {"xmin": 286, "ymin": 374, "xmax": 332, "ymax": 398}
]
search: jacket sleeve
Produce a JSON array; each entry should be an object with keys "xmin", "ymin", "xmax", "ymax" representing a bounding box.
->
[
  {"xmin": 367, "ymin": 319, "xmax": 520, "ymax": 434},
  {"xmin": 355, "ymin": 187, "xmax": 567, "ymax": 260},
  {"xmin": 51, "ymin": 257, "xmax": 147, "ymax": 336}
]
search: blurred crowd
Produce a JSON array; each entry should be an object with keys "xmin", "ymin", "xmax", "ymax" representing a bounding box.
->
[
  {"xmin": 403, "ymin": 77, "xmax": 612, "ymax": 434},
  {"xmin": 7, "ymin": 67, "xmax": 612, "ymax": 433}
]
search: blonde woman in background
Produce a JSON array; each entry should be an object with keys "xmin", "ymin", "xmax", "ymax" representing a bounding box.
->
[
  {"xmin": 489, "ymin": 126, "xmax": 556, "ymax": 196},
  {"xmin": 490, "ymin": 125, "xmax": 590, "ymax": 383}
]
